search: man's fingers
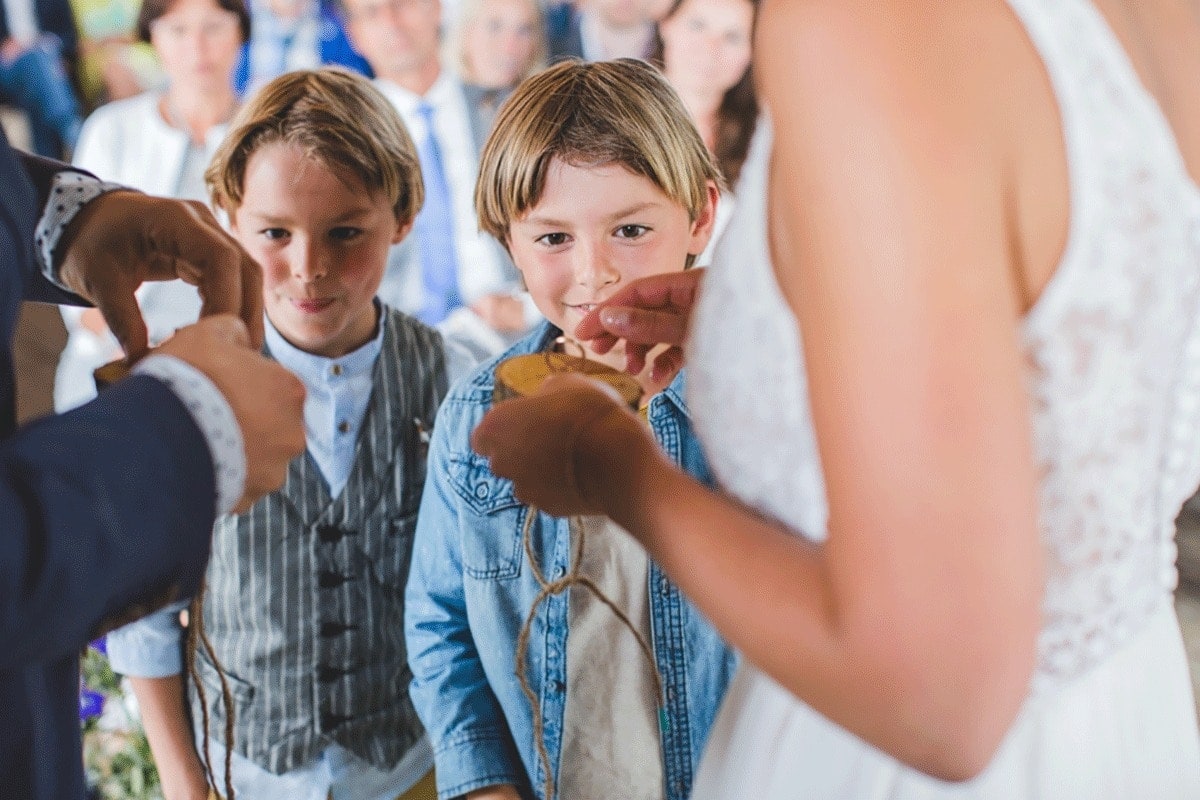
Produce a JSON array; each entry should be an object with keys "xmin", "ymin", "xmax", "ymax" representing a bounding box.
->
[
  {"xmin": 575, "ymin": 269, "xmax": 703, "ymax": 343},
  {"xmin": 159, "ymin": 201, "xmax": 259, "ymax": 330},
  {"xmin": 649, "ymin": 346, "xmax": 684, "ymax": 385},
  {"xmin": 601, "ymin": 306, "xmax": 690, "ymax": 348},
  {"xmin": 240, "ymin": 252, "xmax": 265, "ymax": 348},
  {"xmin": 93, "ymin": 278, "xmax": 150, "ymax": 360}
]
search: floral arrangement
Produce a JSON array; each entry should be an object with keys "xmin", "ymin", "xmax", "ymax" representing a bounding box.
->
[{"xmin": 80, "ymin": 638, "xmax": 163, "ymax": 800}]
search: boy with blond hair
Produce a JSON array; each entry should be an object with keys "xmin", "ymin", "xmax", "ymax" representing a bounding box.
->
[
  {"xmin": 106, "ymin": 68, "xmax": 474, "ymax": 800},
  {"xmin": 404, "ymin": 58, "xmax": 737, "ymax": 800}
]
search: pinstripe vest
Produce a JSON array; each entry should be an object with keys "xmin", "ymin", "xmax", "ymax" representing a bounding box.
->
[{"xmin": 190, "ymin": 307, "xmax": 447, "ymax": 774}]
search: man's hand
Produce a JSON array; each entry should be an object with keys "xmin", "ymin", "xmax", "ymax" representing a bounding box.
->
[
  {"xmin": 154, "ymin": 316, "xmax": 305, "ymax": 513},
  {"xmin": 574, "ymin": 269, "xmax": 704, "ymax": 379},
  {"xmin": 56, "ymin": 191, "xmax": 265, "ymax": 360}
]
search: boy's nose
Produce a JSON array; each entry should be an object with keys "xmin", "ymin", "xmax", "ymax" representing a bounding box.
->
[
  {"xmin": 291, "ymin": 243, "xmax": 328, "ymax": 283},
  {"xmin": 573, "ymin": 247, "xmax": 619, "ymax": 291}
]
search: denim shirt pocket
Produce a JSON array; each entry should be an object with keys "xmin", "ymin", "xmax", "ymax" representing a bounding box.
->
[{"xmin": 448, "ymin": 452, "xmax": 527, "ymax": 581}]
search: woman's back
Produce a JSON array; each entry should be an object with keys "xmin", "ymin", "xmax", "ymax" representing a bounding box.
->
[{"xmin": 686, "ymin": 0, "xmax": 1200, "ymax": 795}]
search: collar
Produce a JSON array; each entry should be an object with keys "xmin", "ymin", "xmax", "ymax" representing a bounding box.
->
[
  {"xmin": 264, "ymin": 301, "xmax": 385, "ymax": 388},
  {"xmin": 374, "ymin": 70, "xmax": 457, "ymax": 113}
]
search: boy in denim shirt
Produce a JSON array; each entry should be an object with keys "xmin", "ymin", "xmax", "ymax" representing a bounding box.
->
[{"xmin": 404, "ymin": 59, "xmax": 737, "ymax": 800}]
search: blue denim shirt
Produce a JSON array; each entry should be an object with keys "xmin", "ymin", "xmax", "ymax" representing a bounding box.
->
[{"xmin": 405, "ymin": 323, "xmax": 737, "ymax": 800}]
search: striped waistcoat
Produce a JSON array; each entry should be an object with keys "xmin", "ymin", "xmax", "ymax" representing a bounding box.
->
[{"xmin": 191, "ymin": 307, "xmax": 448, "ymax": 775}]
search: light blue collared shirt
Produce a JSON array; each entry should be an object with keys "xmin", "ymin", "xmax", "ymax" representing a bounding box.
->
[{"xmin": 265, "ymin": 309, "xmax": 384, "ymax": 499}]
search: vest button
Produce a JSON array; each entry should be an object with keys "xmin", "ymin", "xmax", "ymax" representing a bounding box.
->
[
  {"xmin": 319, "ymin": 621, "xmax": 357, "ymax": 637},
  {"xmin": 316, "ymin": 525, "xmax": 344, "ymax": 543},
  {"xmin": 321, "ymin": 710, "xmax": 350, "ymax": 730},
  {"xmin": 318, "ymin": 570, "xmax": 354, "ymax": 589},
  {"xmin": 316, "ymin": 664, "xmax": 347, "ymax": 683}
]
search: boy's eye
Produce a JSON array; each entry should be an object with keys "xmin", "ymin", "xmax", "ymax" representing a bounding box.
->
[
  {"xmin": 615, "ymin": 224, "xmax": 649, "ymax": 239},
  {"xmin": 535, "ymin": 232, "xmax": 569, "ymax": 247},
  {"xmin": 330, "ymin": 227, "xmax": 364, "ymax": 242},
  {"xmin": 261, "ymin": 228, "xmax": 289, "ymax": 241}
]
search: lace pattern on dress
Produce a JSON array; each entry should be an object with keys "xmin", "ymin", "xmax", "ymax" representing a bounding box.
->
[{"xmin": 687, "ymin": 0, "xmax": 1200, "ymax": 695}]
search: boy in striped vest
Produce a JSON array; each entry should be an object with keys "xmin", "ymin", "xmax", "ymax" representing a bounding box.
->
[{"xmin": 106, "ymin": 68, "xmax": 474, "ymax": 800}]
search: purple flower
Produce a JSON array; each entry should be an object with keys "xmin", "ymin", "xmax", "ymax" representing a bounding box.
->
[
  {"xmin": 89, "ymin": 636, "xmax": 107, "ymax": 655},
  {"xmin": 79, "ymin": 688, "xmax": 105, "ymax": 721}
]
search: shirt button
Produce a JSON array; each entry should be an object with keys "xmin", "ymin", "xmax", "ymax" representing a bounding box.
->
[
  {"xmin": 474, "ymin": 483, "xmax": 490, "ymax": 499},
  {"xmin": 331, "ymin": 363, "xmax": 343, "ymax": 376},
  {"xmin": 337, "ymin": 420, "xmax": 350, "ymax": 434}
]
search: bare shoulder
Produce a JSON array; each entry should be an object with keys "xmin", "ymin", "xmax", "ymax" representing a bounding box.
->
[
  {"xmin": 757, "ymin": 0, "xmax": 1068, "ymax": 312},
  {"xmin": 757, "ymin": 0, "xmax": 1038, "ymax": 133}
]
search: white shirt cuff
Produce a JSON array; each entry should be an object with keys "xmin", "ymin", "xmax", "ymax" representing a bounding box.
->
[
  {"xmin": 34, "ymin": 171, "xmax": 129, "ymax": 291},
  {"xmin": 132, "ymin": 354, "xmax": 246, "ymax": 516}
]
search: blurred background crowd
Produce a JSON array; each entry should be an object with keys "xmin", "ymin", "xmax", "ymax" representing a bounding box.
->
[{"xmin": 1, "ymin": 0, "xmax": 759, "ymax": 420}]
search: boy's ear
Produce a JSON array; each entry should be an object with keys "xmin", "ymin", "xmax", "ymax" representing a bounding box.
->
[
  {"xmin": 687, "ymin": 180, "xmax": 721, "ymax": 256},
  {"xmin": 393, "ymin": 218, "xmax": 414, "ymax": 245}
]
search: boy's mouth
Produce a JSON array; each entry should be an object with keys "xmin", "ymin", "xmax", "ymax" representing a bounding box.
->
[{"xmin": 293, "ymin": 298, "xmax": 336, "ymax": 314}]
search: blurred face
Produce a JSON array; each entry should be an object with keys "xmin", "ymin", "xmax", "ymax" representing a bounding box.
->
[
  {"xmin": 659, "ymin": 0, "xmax": 753, "ymax": 98},
  {"xmin": 506, "ymin": 158, "xmax": 717, "ymax": 369},
  {"xmin": 149, "ymin": 0, "xmax": 243, "ymax": 92},
  {"xmin": 590, "ymin": 0, "xmax": 652, "ymax": 30},
  {"xmin": 344, "ymin": 0, "xmax": 442, "ymax": 81},
  {"xmin": 231, "ymin": 142, "xmax": 409, "ymax": 358},
  {"xmin": 462, "ymin": 0, "xmax": 539, "ymax": 89}
]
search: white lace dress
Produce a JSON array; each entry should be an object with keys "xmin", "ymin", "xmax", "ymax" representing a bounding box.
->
[{"xmin": 684, "ymin": 0, "xmax": 1200, "ymax": 797}]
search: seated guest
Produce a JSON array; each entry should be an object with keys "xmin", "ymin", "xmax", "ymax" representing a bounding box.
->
[
  {"xmin": 651, "ymin": 0, "xmax": 756, "ymax": 264},
  {"xmin": 234, "ymin": 0, "xmax": 369, "ymax": 96},
  {"xmin": 343, "ymin": 0, "xmax": 534, "ymax": 359},
  {"xmin": 0, "ymin": 0, "xmax": 83, "ymax": 156},
  {"xmin": 56, "ymin": 0, "xmax": 247, "ymax": 412},
  {"xmin": 445, "ymin": 0, "xmax": 544, "ymax": 131},
  {"xmin": 547, "ymin": 0, "xmax": 655, "ymax": 63},
  {"xmin": 70, "ymin": 0, "xmax": 164, "ymax": 105}
]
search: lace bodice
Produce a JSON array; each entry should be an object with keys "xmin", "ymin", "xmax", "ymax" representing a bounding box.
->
[{"xmin": 686, "ymin": 0, "xmax": 1200, "ymax": 688}]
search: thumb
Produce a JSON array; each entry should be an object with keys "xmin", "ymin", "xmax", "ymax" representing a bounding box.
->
[{"xmin": 91, "ymin": 278, "xmax": 149, "ymax": 361}]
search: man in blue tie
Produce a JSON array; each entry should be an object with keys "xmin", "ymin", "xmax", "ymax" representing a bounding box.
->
[{"xmin": 342, "ymin": 0, "xmax": 534, "ymax": 356}]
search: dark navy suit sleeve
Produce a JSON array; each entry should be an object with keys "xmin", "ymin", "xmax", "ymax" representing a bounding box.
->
[
  {"xmin": 0, "ymin": 131, "xmax": 216, "ymax": 670},
  {"xmin": 0, "ymin": 375, "xmax": 216, "ymax": 668}
]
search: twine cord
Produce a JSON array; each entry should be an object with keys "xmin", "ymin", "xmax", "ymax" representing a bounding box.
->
[
  {"xmin": 185, "ymin": 583, "xmax": 237, "ymax": 800},
  {"xmin": 514, "ymin": 505, "xmax": 665, "ymax": 800}
]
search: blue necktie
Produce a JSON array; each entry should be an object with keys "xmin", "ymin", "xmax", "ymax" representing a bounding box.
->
[{"xmin": 413, "ymin": 102, "xmax": 462, "ymax": 324}]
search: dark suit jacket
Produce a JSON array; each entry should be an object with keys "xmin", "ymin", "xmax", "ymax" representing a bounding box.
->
[
  {"xmin": 0, "ymin": 131, "xmax": 216, "ymax": 798},
  {"xmin": 0, "ymin": 0, "xmax": 79, "ymax": 57}
]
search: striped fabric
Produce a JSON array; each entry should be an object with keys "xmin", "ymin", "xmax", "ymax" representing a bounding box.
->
[{"xmin": 191, "ymin": 306, "xmax": 448, "ymax": 775}]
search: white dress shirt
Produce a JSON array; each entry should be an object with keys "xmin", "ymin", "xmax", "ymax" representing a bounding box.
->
[
  {"xmin": 2, "ymin": 0, "xmax": 41, "ymax": 44},
  {"xmin": 373, "ymin": 73, "xmax": 512, "ymax": 310}
]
